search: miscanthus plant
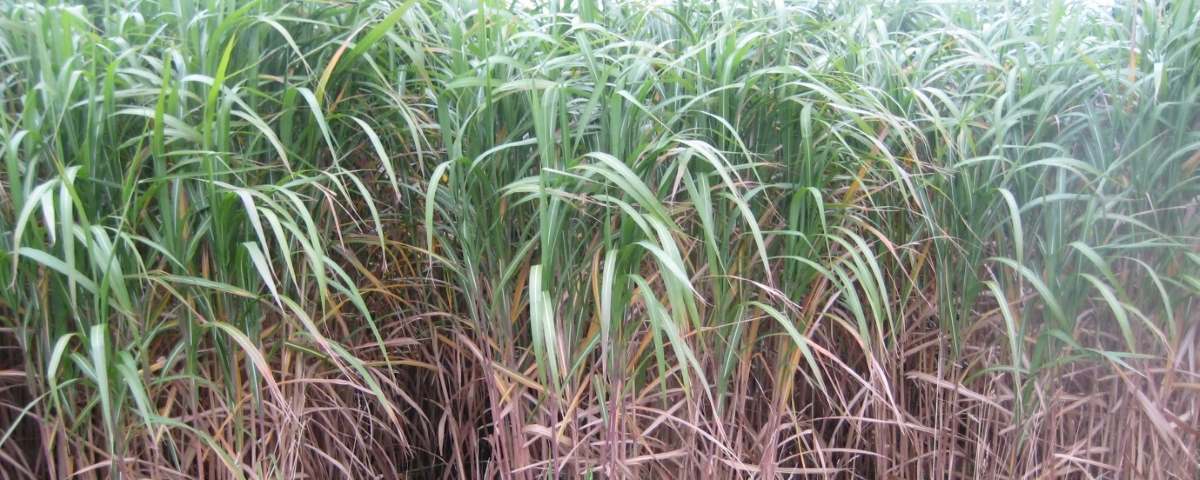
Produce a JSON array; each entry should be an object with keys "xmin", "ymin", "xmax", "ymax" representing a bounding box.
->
[{"xmin": 0, "ymin": 0, "xmax": 1196, "ymax": 478}]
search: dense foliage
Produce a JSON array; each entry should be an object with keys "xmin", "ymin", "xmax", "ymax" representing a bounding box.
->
[{"xmin": 1, "ymin": 0, "xmax": 1197, "ymax": 477}]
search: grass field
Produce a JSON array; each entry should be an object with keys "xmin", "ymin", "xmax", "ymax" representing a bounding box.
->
[{"xmin": 1, "ymin": 0, "xmax": 1198, "ymax": 478}]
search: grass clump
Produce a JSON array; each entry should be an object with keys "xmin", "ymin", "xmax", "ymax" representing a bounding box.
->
[{"xmin": 1, "ymin": 0, "xmax": 1197, "ymax": 478}]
